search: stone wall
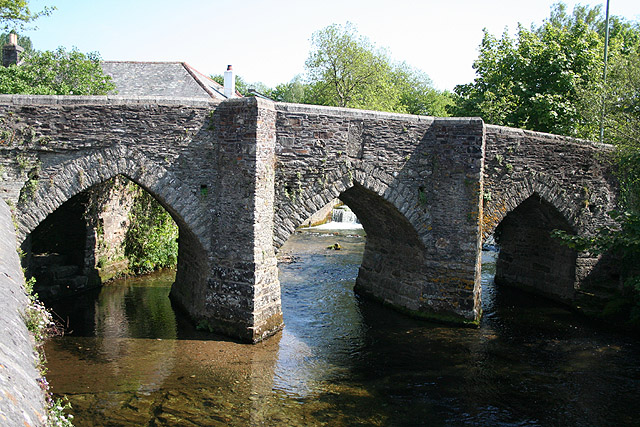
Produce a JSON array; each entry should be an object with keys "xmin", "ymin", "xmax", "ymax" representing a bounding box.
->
[
  {"xmin": 198, "ymin": 97, "xmax": 283, "ymax": 342},
  {"xmin": 0, "ymin": 95, "xmax": 220, "ymax": 334},
  {"xmin": 89, "ymin": 176, "xmax": 136, "ymax": 279},
  {"xmin": 0, "ymin": 199, "xmax": 46, "ymax": 427}
]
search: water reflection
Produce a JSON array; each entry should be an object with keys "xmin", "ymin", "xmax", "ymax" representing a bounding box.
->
[{"xmin": 43, "ymin": 230, "xmax": 640, "ymax": 426}]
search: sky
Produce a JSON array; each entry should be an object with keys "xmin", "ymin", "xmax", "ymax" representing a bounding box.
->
[{"xmin": 20, "ymin": 0, "xmax": 640, "ymax": 91}]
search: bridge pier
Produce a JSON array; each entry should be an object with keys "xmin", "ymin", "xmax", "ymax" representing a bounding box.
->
[{"xmin": 171, "ymin": 98, "xmax": 283, "ymax": 342}]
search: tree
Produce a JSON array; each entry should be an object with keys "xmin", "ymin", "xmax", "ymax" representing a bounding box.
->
[
  {"xmin": 304, "ymin": 22, "xmax": 451, "ymax": 115},
  {"xmin": 392, "ymin": 62, "xmax": 453, "ymax": 116},
  {"xmin": 304, "ymin": 22, "xmax": 399, "ymax": 111},
  {"xmin": 450, "ymin": 5, "xmax": 607, "ymax": 137},
  {"xmin": 0, "ymin": 0, "xmax": 53, "ymax": 30},
  {"xmin": 268, "ymin": 75, "xmax": 307, "ymax": 103},
  {"xmin": 124, "ymin": 189, "xmax": 178, "ymax": 275},
  {"xmin": 0, "ymin": 46, "xmax": 115, "ymax": 95}
]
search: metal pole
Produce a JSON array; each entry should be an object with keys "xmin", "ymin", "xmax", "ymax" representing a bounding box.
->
[{"xmin": 599, "ymin": 0, "xmax": 611, "ymax": 144}]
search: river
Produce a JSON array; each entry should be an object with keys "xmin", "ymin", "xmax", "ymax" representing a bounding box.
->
[{"xmin": 43, "ymin": 227, "xmax": 640, "ymax": 426}]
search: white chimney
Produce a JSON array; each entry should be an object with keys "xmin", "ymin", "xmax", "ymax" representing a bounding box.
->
[
  {"xmin": 224, "ymin": 65, "xmax": 235, "ymax": 98},
  {"xmin": 8, "ymin": 33, "xmax": 18, "ymax": 45}
]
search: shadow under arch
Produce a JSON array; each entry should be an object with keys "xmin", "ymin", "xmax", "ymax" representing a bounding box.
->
[
  {"xmin": 493, "ymin": 193, "xmax": 578, "ymax": 302},
  {"xmin": 482, "ymin": 172, "xmax": 579, "ymax": 240},
  {"xmin": 339, "ymin": 182, "xmax": 427, "ymax": 304},
  {"xmin": 15, "ymin": 145, "xmax": 211, "ymax": 320}
]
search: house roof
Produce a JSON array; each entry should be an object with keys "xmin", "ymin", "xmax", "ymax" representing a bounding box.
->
[{"xmin": 101, "ymin": 61, "xmax": 228, "ymax": 100}]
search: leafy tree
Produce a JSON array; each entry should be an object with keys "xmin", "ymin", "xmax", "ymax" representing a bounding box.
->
[
  {"xmin": 451, "ymin": 6, "xmax": 606, "ymax": 137},
  {"xmin": 0, "ymin": 46, "xmax": 115, "ymax": 95},
  {"xmin": 303, "ymin": 22, "xmax": 451, "ymax": 115},
  {"xmin": 268, "ymin": 75, "xmax": 307, "ymax": 103},
  {"xmin": 304, "ymin": 22, "xmax": 399, "ymax": 111},
  {"xmin": 579, "ymin": 48, "xmax": 640, "ymax": 149},
  {"xmin": 452, "ymin": 3, "xmax": 640, "ymax": 138},
  {"xmin": 0, "ymin": 0, "xmax": 54, "ymax": 30},
  {"xmin": 392, "ymin": 62, "xmax": 454, "ymax": 116},
  {"xmin": 210, "ymin": 24, "xmax": 450, "ymax": 115}
]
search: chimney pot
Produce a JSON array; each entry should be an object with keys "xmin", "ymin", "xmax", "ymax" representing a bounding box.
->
[
  {"xmin": 223, "ymin": 65, "xmax": 235, "ymax": 98},
  {"xmin": 8, "ymin": 33, "xmax": 17, "ymax": 45}
]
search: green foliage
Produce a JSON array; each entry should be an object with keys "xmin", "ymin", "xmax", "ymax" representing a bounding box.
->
[
  {"xmin": 268, "ymin": 75, "xmax": 307, "ymax": 103},
  {"xmin": 578, "ymin": 49, "xmax": 640, "ymax": 148},
  {"xmin": 554, "ymin": 209, "xmax": 640, "ymax": 328},
  {"xmin": 210, "ymin": 74, "xmax": 274, "ymax": 98},
  {"xmin": 45, "ymin": 397, "xmax": 74, "ymax": 427},
  {"xmin": 211, "ymin": 73, "xmax": 248, "ymax": 96},
  {"xmin": 392, "ymin": 62, "xmax": 454, "ymax": 116},
  {"xmin": 553, "ymin": 210, "xmax": 640, "ymax": 258},
  {"xmin": 305, "ymin": 22, "xmax": 397, "ymax": 110},
  {"xmin": 0, "ymin": 47, "xmax": 115, "ymax": 95},
  {"xmin": 23, "ymin": 277, "xmax": 58, "ymax": 343},
  {"xmin": 22, "ymin": 275, "xmax": 73, "ymax": 426},
  {"xmin": 451, "ymin": 3, "xmax": 639, "ymax": 139},
  {"xmin": 0, "ymin": 0, "xmax": 54, "ymax": 30},
  {"xmin": 124, "ymin": 190, "xmax": 178, "ymax": 274},
  {"xmin": 210, "ymin": 23, "xmax": 451, "ymax": 115},
  {"xmin": 452, "ymin": 14, "xmax": 602, "ymax": 135},
  {"xmin": 302, "ymin": 22, "xmax": 452, "ymax": 115}
]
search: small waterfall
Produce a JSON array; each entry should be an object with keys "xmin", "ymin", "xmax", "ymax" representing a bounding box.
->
[
  {"xmin": 304, "ymin": 204, "xmax": 362, "ymax": 230},
  {"xmin": 331, "ymin": 206, "xmax": 359, "ymax": 225}
]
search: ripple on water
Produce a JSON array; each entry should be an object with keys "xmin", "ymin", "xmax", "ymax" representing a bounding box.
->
[{"xmin": 42, "ymin": 231, "xmax": 640, "ymax": 426}]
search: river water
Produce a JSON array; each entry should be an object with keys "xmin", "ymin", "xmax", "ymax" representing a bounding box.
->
[{"xmin": 43, "ymin": 227, "xmax": 640, "ymax": 426}]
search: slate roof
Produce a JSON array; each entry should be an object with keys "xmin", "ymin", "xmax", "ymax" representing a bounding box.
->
[{"xmin": 101, "ymin": 61, "xmax": 228, "ymax": 100}]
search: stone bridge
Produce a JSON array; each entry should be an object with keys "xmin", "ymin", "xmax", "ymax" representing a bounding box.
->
[{"xmin": 0, "ymin": 95, "xmax": 618, "ymax": 342}]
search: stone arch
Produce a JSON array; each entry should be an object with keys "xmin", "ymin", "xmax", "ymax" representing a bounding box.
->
[
  {"xmin": 15, "ymin": 145, "xmax": 211, "ymax": 316},
  {"xmin": 274, "ymin": 160, "xmax": 431, "ymax": 316},
  {"xmin": 491, "ymin": 189, "xmax": 578, "ymax": 302},
  {"xmin": 482, "ymin": 172, "xmax": 580, "ymax": 241},
  {"xmin": 274, "ymin": 160, "xmax": 424, "ymax": 250},
  {"xmin": 15, "ymin": 145, "xmax": 208, "ymax": 251}
]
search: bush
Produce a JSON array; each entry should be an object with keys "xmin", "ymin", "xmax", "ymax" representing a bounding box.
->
[{"xmin": 123, "ymin": 189, "xmax": 178, "ymax": 274}]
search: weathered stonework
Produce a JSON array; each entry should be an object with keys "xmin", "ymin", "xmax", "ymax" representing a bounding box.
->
[
  {"xmin": 0, "ymin": 95, "xmax": 620, "ymax": 344},
  {"xmin": 0, "ymin": 199, "xmax": 46, "ymax": 427},
  {"xmin": 89, "ymin": 176, "xmax": 136, "ymax": 279},
  {"xmin": 273, "ymin": 104, "xmax": 485, "ymax": 323},
  {"xmin": 482, "ymin": 125, "xmax": 618, "ymax": 300}
]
